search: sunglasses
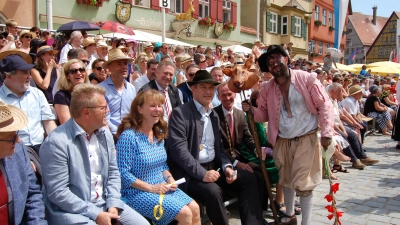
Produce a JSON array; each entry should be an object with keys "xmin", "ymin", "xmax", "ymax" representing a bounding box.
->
[
  {"xmin": 119, "ymin": 43, "xmax": 126, "ymax": 45},
  {"xmin": 188, "ymin": 73, "xmax": 196, "ymax": 77},
  {"xmin": 200, "ymin": 59, "xmax": 207, "ymax": 63},
  {"xmin": 81, "ymin": 60, "xmax": 90, "ymax": 65},
  {"xmin": 0, "ymin": 35, "xmax": 5, "ymax": 40},
  {"xmin": 0, "ymin": 131, "xmax": 19, "ymax": 145},
  {"xmin": 68, "ymin": 68, "xmax": 86, "ymax": 74},
  {"xmin": 95, "ymin": 67, "xmax": 104, "ymax": 71},
  {"xmin": 23, "ymin": 35, "xmax": 33, "ymax": 39}
]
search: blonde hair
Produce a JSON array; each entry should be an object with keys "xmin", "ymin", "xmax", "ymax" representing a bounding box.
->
[
  {"xmin": 70, "ymin": 83, "xmax": 106, "ymax": 118},
  {"xmin": 58, "ymin": 59, "xmax": 89, "ymax": 92},
  {"xmin": 5, "ymin": 19, "xmax": 17, "ymax": 27}
]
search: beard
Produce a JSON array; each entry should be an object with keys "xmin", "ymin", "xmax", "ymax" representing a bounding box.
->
[{"xmin": 270, "ymin": 62, "xmax": 289, "ymax": 79}]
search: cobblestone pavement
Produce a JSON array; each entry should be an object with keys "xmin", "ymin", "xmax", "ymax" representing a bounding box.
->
[{"xmin": 225, "ymin": 134, "xmax": 400, "ymax": 225}]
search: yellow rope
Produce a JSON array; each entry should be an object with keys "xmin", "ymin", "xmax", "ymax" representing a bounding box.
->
[{"xmin": 153, "ymin": 192, "xmax": 165, "ymax": 220}]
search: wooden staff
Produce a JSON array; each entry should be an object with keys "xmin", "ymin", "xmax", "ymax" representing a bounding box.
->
[{"xmin": 241, "ymin": 90, "xmax": 280, "ymax": 224}]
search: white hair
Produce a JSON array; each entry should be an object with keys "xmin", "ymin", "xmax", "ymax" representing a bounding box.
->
[
  {"xmin": 70, "ymin": 31, "xmax": 82, "ymax": 40},
  {"xmin": 327, "ymin": 82, "xmax": 343, "ymax": 93}
]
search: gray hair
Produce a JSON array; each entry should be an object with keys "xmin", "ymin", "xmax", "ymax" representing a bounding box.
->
[
  {"xmin": 371, "ymin": 87, "xmax": 382, "ymax": 95},
  {"xmin": 157, "ymin": 61, "xmax": 176, "ymax": 73},
  {"xmin": 70, "ymin": 83, "xmax": 106, "ymax": 118},
  {"xmin": 70, "ymin": 31, "xmax": 82, "ymax": 40},
  {"xmin": 0, "ymin": 70, "xmax": 17, "ymax": 80},
  {"xmin": 327, "ymin": 82, "xmax": 343, "ymax": 93}
]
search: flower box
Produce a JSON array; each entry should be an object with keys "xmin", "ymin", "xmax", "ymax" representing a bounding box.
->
[
  {"xmin": 329, "ymin": 26, "xmax": 335, "ymax": 31},
  {"xmin": 314, "ymin": 20, "xmax": 322, "ymax": 26},
  {"xmin": 77, "ymin": 0, "xmax": 104, "ymax": 7},
  {"xmin": 223, "ymin": 21, "xmax": 235, "ymax": 31},
  {"xmin": 198, "ymin": 17, "xmax": 215, "ymax": 27},
  {"xmin": 310, "ymin": 52, "xmax": 319, "ymax": 57}
]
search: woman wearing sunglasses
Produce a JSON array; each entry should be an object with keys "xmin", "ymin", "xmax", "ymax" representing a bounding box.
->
[
  {"xmin": 18, "ymin": 30, "xmax": 35, "ymax": 54},
  {"xmin": 31, "ymin": 46, "xmax": 59, "ymax": 104},
  {"xmin": 90, "ymin": 59, "xmax": 108, "ymax": 84},
  {"xmin": 54, "ymin": 59, "xmax": 88, "ymax": 124}
]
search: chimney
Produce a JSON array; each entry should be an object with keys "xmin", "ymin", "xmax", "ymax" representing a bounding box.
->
[{"xmin": 372, "ymin": 5, "xmax": 377, "ymax": 25}]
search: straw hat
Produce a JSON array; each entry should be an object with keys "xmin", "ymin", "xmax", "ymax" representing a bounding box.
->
[
  {"xmin": 37, "ymin": 45, "xmax": 59, "ymax": 57},
  {"xmin": 94, "ymin": 34, "xmax": 104, "ymax": 41},
  {"xmin": 82, "ymin": 37, "xmax": 96, "ymax": 48},
  {"xmin": 103, "ymin": 48, "xmax": 134, "ymax": 68},
  {"xmin": 97, "ymin": 40, "xmax": 112, "ymax": 50},
  {"xmin": 0, "ymin": 49, "xmax": 33, "ymax": 64},
  {"xmin": 234, "ymin": 56, "xmax": 244, "ymax": 64},
  {"xmin": 117, "ymin": 45, "xmax": 130, "ymax": 53},
  {"xmin": 144, "ymin": 41, "xmax": 154, "ymax": 49},
  {"xmin": 180, "ymin": 54, "xmax": 193, "ymax": 64},
  {"xmin": 19, "ymin": 30, "xmax": 36, "ymax": 39},
  {"xmin": 348, "ymin": 85, "xmax": 363, "ymax": 96},
  {"xmin": 0, "ymin": 101, "xmax": 28, "ymax": 132}
]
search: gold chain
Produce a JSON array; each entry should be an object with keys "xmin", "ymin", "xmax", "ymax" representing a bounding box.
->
[{"xmin": 224, "ymin": 115, "xmax": 235, "ymax": 156}]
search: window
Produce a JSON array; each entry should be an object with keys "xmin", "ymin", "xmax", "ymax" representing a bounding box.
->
[
  {"xmin": 322, "ymin": 9, "xmax": 326, "ymax": 25},
  {"xmin": 384, "ymin": 48, "xmax": 389, "ymax": 56},
  {"xmin": 134, "ymin": 0, "xmax": 150, "ymax": 7},
  {"xmin": 281, "ymin": 16, "xmax": 288, "ymax": 35},
  {"xmin": 344, "ymin": 59, "xmax": 349, "ymax": 65},
  {"xmin": 392, "ymin": 35, "xmax": 396, "ymax": 42},
  {"xmin": 315, "ymin": 6, "xmax": 320, "ymax": 21},
  {"xmin": 294, "ymin": 16, "xmax": 301, "ymax": 37},
  {"xmin": 318, "ymin": 41, "xmax": 323, "ymax": 55},
  {"xmin": 345, "ymin": 48, "xmax": 349, "ymax": 54},
  {"xmin": 310, "ymin": 40, "xmax": 316, "ymax": 52},
  {"xmin": 360, "ymin": 48, "xmax": 364, "ymax": 53},
  {"xmin": 170, "ymin": 0, "xmax": 182, "ymax": 13},
  {"xmin": 199, "ymin": 0, "xmax": 209, "ymax": 18},
  {"xmin": 223, "ymin": 0, "xmax": 231, "ymax": 23},
  {"xmin": 329, "ymin": 12, "xmax": 333, "ymax": 27},
  {"xmin": 346, "ymin": 39, "xmax": 352, "ymax": 46},
  {"xmin": 270, "ymin": 12, "xmax": 278, "ymax": 33},
  {"xmin": 326, "ymin": 43, "xmax": 330, "ymax": 49},
  {"xmin": 378, "ymin": 48, "xmax": 383, "ymax": 56}
]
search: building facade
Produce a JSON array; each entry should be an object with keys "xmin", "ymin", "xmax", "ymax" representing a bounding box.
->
[
  {"xmin": 365, "ymin": 11, "xmax": 400, "ymax": 63},
  {"xmin": 344, "ymin": 8, "xmax": 387, "ymax": 65},
  {"xmin": 0, "ymin": 0, "xmax": 36, "ymax": 28}
]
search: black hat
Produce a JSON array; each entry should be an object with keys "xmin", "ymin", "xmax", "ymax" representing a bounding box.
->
[
  {"xmin": 0, "ymin": 55, "xmax": 35, "ymax": 71},
  {"xmin": 30, "ymin": 38, "xmax": 46, "ymax": 48},
  {"xmin": 0, "ymin": 31, "xmax": 8, "ymax": 38},
  {"xmin": 258, "ymin": 45, "xmax": 289, "ymax": 72},
  {"xmin": 187, "ymin": 70, "xmax": 220, "ymax": 86}
]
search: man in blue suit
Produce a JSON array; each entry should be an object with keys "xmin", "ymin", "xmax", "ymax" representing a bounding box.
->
[
  {"xmin": 0, "ymin": 101, "xmax": 47, "ymax": 225},
  {"xmin": 40, "ymin": 83, "xmax": 149, "ymax": 225}
]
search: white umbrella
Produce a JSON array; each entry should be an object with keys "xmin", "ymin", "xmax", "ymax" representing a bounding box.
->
[
  {"xmin": 102, "ymin": 32, "xmax": 149, "ymax": 42},
  {"xmin": 326, "ymin": 48, "xmax": 343, "ymax": 58},
  {"xmin": 222, "ymin": 45, "xmax": 252, "ymax": 54},
  {"xmin": 133, "ymin": 30, "xmax": 194, "ymax": 47}
]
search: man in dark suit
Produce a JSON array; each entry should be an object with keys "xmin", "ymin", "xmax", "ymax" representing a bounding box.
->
[
  {"xmin": 139, "ymin": 61, "xmax": 182, "ymax": 122},
  {"xmin": 214, "ymin": 82, "xmax": 269, "ymax": 210},
  {"xmin": 0, "ymin": 101, "xmax": 47, "ymax": 225},
  {"xmin": 177, "ymin": 64, "xmax": 199, "ymax": 103},
  {"xmin": 167, "ymin": 70, "xmax": 264, "ymax": 225}
]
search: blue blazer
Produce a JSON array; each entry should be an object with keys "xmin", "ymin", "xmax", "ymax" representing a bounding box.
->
[
  {"xmin": 40, "ymin": 119, "xmax": 124, "ymax": 225},
  {"xmin": 2, "ymin": 143, "xmax": 46, "ymax": 225}
]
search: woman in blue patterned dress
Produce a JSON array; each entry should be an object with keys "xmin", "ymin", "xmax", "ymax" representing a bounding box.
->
[{"xmin": 116, "ymin": 90, "xmax": 200, "ymax": 225}]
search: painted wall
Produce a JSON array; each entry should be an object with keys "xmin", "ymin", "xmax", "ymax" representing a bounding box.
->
[{"xmin": 0, "ymin": 0, "xmax": 35, "ymax": 27}]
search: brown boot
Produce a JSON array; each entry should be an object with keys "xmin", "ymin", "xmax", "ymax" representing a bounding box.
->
[
  {"xmin": 361, "ymin": 157, "xmax": 379, "ymax": 165},
  {"xmin": 352, "ymin": 160, "xmax": 366, "ymax": 169},
  {"xmin": 279, "ymin": 214, "xmax": 297, "ymax": 224}
]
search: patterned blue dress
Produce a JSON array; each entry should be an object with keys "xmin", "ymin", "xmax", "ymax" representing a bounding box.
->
[{"xmin": 116, "ymin": 128, "xmax": 193, "ymax": 225}]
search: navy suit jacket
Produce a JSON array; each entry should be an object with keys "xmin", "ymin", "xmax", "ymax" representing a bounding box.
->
[
  {"xmin": 2, "ymin": 142, "xmax": 46, "ymax": 225},
  {"xmin": 177, "ymin": 82, "xmax": 193, "ymax": 103}
]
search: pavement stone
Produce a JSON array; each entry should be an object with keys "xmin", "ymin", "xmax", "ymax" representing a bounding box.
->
[{"xmin": 225, "ymin": 134, "xmax": 400, "ymax": 224}]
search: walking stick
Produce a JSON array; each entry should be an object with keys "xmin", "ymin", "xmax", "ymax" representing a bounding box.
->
[{"xmin": 242, "ymin": 91, "xmax": 280, "ymax": 224}]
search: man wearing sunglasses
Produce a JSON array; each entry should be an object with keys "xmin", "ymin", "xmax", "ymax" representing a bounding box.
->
[
  {"xmin": 0, "ymin": 101, "xmax": 47, "ymax": 225},
  {"xmin": 0, "ymin": 51, "xmax": 57, "ymax": 156},
  {"xmin": 155, "ymin": 43, "xmax": 173, "ymax": 63},
  {"xmin": 177, "ymin": 64, "xmax": 200, "ymax": 103}
]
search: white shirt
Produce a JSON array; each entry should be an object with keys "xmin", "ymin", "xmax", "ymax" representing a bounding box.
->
[
  {"xmin": 73, "ymin": 120, "xmax": 103, "ymax": 203},
  {"xmin": 87, "ymin": 54, "xmax": 97, "ymax": 70},
  {"xmin": 59, "ymin": 43, "xmax": 74, "ymax": 64},
  {"xmin": 341, "ymin": 96, "xmax": 359, "ymax": 115},
  {"xmin": 232, "ymin": 89, "xmax": 252, "ymax": 111},
  {"xmin": 278, "ymin": 83, "xmax": 318, "ymax": 139},
  {"xmin": 133, "ymin": 74, "xmax": 150, "ymax": 92},
  {"xmin": 193, "ymin": 100, "xmax": 216, "ymax": 164}
]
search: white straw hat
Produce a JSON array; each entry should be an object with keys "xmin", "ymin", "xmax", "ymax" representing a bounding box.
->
[{"xmin": 0, "ymin": 101, "xmax": 28, "ymax": 132}]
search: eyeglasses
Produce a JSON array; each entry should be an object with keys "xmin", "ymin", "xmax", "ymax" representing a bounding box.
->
[
  {"xmin": 0, "ymin": 131, "xmax": 19, "ymax": 145},
  {"xmin": 68, "ymin": 68, "xmax": 86, "ymax": 74},
  {"xmin": 95, "ymin": 67, "xmax": 104, "ymax": 71},
  {"xmin": 86, "ymin": 105, "xmax": 107, "ymax": 111},
  {"xmin": 81, "ymin": 59, "xmax": 90, "ymax": 65},
  {"xmin": 200, "ymin": 59, "xmax": 207, "ymax": 63},
  {"xmin": 22, "ymin": 35, "xmax": 33, "ymax": 39},
  {"xmin": 188, "ymin": 73, "xmax": 196, "ymax": 77}
]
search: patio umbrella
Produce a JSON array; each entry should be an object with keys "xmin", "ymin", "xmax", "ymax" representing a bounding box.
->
[
  {"xmin": 222, "ymin": 45, "xmax": 252, "ymax": 54},
  {"xmin": 326, "ymin": 48, "xmax": 343, "ymax": 58},
  {"xmin": 57, "ymin": 21, "xmax": 100, "ymax": 32},
  {"xmin": 367, "ymin": 61, "xmax": 400, "ymax": 68},
  {"xmin": 335, "ymin": 63, "xmax": 357, "ymax": 72},
  {"xmin": 97, "ymin": 21, "xmax": 135, "ymax": 35},
  {"xmin": 369, "ymin": 66, "xmax": 400, "ymax": 75},
  {"xmin": 347, "ymin": 64, "xmax": 364, "ymax": 70}
]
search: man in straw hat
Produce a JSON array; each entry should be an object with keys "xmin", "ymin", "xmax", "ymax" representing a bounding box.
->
[
  {"xmin": 242, "ymin": 44, "xmax": 334, "ymax": 225},
  {"xmin": 0, "ymin": 101, "xmax": 47, "ymax": 224},
  {"xmin": 40, "ymin": 83, "xmax": 149, "ymax": 225},
  {"xmin": 0, "ymin": 50, "xmax": 57, "ymax": 155},
  {"xmin": 95, "ymin": 40, "xmax": 111, "ymax": 61},
  {"xmin": 98, "ymin": 48, "xmax": 136, "ymax": 140},
  {"xmin": 82, "ymin": 37, "xmax": 97, "ymax": 70},
  {"xmin": 143, "ymin": 41, "xmax": 155, "ymax": 59},
  {"xmin": 167, "ymin": 70, "xmax": 265, "ymax": 225}
]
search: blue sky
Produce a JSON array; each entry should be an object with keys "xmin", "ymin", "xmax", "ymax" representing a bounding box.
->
[{"xmin": 350, "ymin": 0, "xmax": 400, "ymax": 17}]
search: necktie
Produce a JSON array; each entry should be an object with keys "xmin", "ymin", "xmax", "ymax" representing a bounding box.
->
[
  {"xmin": 228, "ymin": 112, "xmax": 234, "ymax": 143},
  {"xmin": 0, "ymin": 169, "xmax": 9, "ymax": 225},
  {"xmin": 163, "ymin": 89, "xmax": 171, "ymax": 118}
]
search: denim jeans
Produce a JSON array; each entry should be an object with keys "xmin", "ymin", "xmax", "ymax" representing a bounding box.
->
[{"xmin": 336, "ymin": 128, "xmax": 367, "ymax": 162}]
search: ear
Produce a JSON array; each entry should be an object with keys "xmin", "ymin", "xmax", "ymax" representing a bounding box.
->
[{"xmin": 222, "ymin": 68, "xmax": 233, "ymax": 77}]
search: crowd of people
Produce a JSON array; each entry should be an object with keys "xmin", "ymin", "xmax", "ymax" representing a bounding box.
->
[{"xmin": 0, "ymin": 19, "xmax": 399, "ymax": 225}]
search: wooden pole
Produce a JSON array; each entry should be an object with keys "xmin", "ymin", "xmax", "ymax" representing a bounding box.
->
[{"xmin": 242, "ymin": 91, "xmax": 280, "ymax": 224}]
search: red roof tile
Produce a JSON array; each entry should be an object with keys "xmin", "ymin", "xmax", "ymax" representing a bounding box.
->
[{"xmin": 348, "ymin": 12, "xmax": 388, "ymax": 46}]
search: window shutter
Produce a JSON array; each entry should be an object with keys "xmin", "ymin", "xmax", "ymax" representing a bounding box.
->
[
  {"xmin": 192, "ymin": 0, "xmax": 200, "ymax": 18},
  {"xmin": 182, "ymin": 0, "xmax": 189, "ymax": 14},
  {"xmin": 210, "ymin": 0, "xmax": 217, "ymax": 21},
  {"xmin": 217, "ymin": 0, "xmax": 223, "ymax": 22},
  {"xmin": 291, "ymin": 16, "xmax": 296, "ymax": 35},
  {"xmin": 301, "ymin": 19, "xmax": 306, "ymax": 40},
  {"xmin": 231, "ymin": 2, "xmax": 237, "ymax": 27},
  {"xmin": 278, "ymin": 15, "xmax": 281, "ymax": 34},
  {"xmin": 266, "ymin": 11, "xmax": 271, "ymax": 32},
  {"xmin": 151, "ymin": 0, "xmax": 161, "ymax": 11}
]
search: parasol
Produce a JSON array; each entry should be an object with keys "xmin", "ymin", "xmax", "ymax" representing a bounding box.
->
[
  {"xmin": 57, "ymin": 21, "xmax": 100, "ymax": 32},
  {"xmin": 326, "ymin": 48, "xmax": 343, "ymax": 58},
  {"xmin": 97, "ymin": 21, "xmax": 135, "ymax": 35}
]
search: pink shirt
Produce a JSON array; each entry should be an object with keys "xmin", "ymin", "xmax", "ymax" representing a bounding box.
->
[{"xmin": 253, "ymin": 69, "xmax": 334, "ymax": 146}]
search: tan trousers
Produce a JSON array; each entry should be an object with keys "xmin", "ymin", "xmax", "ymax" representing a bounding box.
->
[{"xmin": 273, "ymin": 130, "xmax": 322, "ymax": 194}]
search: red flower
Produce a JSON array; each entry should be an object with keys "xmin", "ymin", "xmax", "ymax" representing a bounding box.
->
[
  {"xmin": 324, "ymin": 194, "xmax": 333, "ymax": 202},
  {"xmin": 327, "ymin": 213, "xmax": 334, "ymax": 220},
  {"xmin": 338, "ymin": 220, "xmax": 342, "ymax": 225},
  {"xmin": 332, "ymin": 183, "xmax": 340, "ymax": 194},
  {"xmin": 336, "ymin": 211, "xmax": 344, "ymax": 218},
  {"xmin": 325, "ymin": 205, "xmax": 334, "ymax": 213}
]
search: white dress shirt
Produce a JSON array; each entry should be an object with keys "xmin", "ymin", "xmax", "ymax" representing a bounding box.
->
[{"xmin": 193, "ymin": 100, "xmax": 216, "ymax": 164}]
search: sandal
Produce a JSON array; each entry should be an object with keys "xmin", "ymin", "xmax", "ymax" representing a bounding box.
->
[
  {"xmin": 272, "ymin": 201, "xmax": 285, "ymax": 217},
  {"xmin": 331, "ymin": 168, "xmax": 338, "ymax": 173},
  {"xmin": 333, "ymin": 165, "xmax": 349, "ymax": 173}
]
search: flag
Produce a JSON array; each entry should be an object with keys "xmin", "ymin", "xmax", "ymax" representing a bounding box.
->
[
  {"xmin": 349, "ymin": 49, "xmax": 361, "ymax": 61},
  {"xmin": 389, "ymin": 50, "xmax": 394, "ymax": 62}
]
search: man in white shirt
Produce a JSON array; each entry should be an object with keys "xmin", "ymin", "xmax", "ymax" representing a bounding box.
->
[{"xmin": 58, "ymin": 31, "xmax": 82, "ymax": 65}]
